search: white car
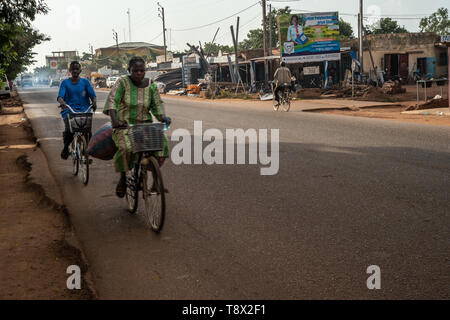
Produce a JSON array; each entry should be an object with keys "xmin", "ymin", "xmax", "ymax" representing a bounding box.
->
[
  {"xmin": 0, "ymin": 77, "xmax": 11, "ymax": 98},
  {"xmin": 106, "ymin": 76, "xmax": 119, "ymax": 88}
]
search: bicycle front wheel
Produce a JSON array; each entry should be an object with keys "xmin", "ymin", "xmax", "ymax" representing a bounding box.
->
[
  {"xmin": 79, "ymin": 135, "xmax": 89, "ymax": 185},
  {"xmin": 126, "ymin": 166, "xmax": 139, "ymax": 214},
  {"xmin": 142, "ymin": 157, "xmax": 166, "ymax": 233},
  {"xmin": 71, "ymin": 138, "xmax": 79, "ymax": 176},
  {"xmin": 282, "ymin": 92, "xmax": 291, "ymax": 112}
]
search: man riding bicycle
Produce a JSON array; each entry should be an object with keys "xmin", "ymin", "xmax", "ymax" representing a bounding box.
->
[
  {"xmin": 273, "ymin": 61, "xmax": 293, "ymax": 106},
  {"xmin": 57, "ymin": 61, "xmax": 97, "ymax": 160}
]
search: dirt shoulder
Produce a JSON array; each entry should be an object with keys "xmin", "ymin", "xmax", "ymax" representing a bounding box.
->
[
  {"xmin": 309, "ymin": 105, "xmax": 450, "ymax": 126},
  {"xmin": 0, "ymin": 93, "xmax": 95, "ymax": 299}
]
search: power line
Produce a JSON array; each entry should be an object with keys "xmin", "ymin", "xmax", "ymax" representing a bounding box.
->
[
  {"xmin": 215, "ymin": 12, "xmax": 261, "ymax": 41},
  {"xmin": 172, "ymin": 2, "xmax": 260, "ymax": 32}
]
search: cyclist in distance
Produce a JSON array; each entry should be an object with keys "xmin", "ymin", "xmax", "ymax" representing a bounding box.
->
[
  {"xmin": 103, "ymin": 56, "xmax": 171, "ymax": 198},
  {"xmin": 273, "ymin": 61, "xmax": 293, "ymax": 106},
  {"xmin": 57, "ymin": 61, "xmax": 97, "ymax": 159}
]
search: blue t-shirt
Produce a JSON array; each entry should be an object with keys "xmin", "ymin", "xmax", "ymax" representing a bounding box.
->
[{"xmin": 57, "ymin": 78, "xmax": 96, "ymax": 119}]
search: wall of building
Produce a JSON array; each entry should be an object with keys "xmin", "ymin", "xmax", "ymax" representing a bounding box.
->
[
  {"xmin": 96, "ymin": 47, "xmax": 157, "ymax": 58},
  {"xmin": 361, "ymin": 33, "xmax": 448, "ymax": 80}
]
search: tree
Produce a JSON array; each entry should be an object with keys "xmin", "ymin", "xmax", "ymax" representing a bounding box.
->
[
  {"xmin": 339, "ymin": 18, "xmax": 354, "ymax": 39},
  {"xmin": 419, "ymin": 8, "xmax": 450, "ymax": 35},
  {"xmin": 366, "ymin": 18, "xmax": 408, "ymax": 35},
  {"xmin": 203, "ymin": 42, "xmax": 233, "ymax": 55},
  {"xmin": 238, "ymin": 29, "xmax": 264, "ymax": 50},
  {"xmin": 237, "ymin": 7, "xmax": 292, "ymax": 51},
  {"xmin": 34, "ymin": 65, "xmax": 55, "ymax": 78},
  {"xmin": 267, "ymin": 7, "xmax": 291, "ymax": 48},
  {"xmin": 5, "ymin": 24, "xmax": 49, "ymax": 79},
  {"xmin": 0, "ymin": 0, "xmax": 50, "ymax": 81},
  {"xmin": 58, "ymin": 61, "xmax": 69, "ymax": 70},
  {"xmin": 0, "ymin": 0, "xmax": 49, "ymax": 25}
]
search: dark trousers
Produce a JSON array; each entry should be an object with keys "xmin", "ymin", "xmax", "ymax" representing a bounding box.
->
[
  {"xmin": 62, "ymin": 118, "xmax": 91, "ymax": 150},
  {"xmin": 275, "ymin": 83, "xmax": 294, "ymax": 103}
]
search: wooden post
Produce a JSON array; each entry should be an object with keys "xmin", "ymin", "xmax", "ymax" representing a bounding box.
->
[{"xmin": 262, "ymin": 0, "xmax": 268, "ymax": 83}]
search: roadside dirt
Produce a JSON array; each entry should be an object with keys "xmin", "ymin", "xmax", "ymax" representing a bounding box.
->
[
  {"xmin": 312, "ymin": 105, "xmax": 450, "ymax": 126},
  {"xmin": 0, "ymin": 94, "xmax": 94, "ymax": 300}
]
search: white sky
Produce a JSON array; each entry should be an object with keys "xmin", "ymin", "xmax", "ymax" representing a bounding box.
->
[{"xmin": 30, "ymin": 0, "xmax": 449, "ymax": 69}]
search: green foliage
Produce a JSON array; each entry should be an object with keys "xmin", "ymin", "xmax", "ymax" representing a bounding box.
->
[
  {"xmin": 0, "ymin": 0, "xmax": 50, "ymax": 80},
  {"xmin": 203, "ymin": 42, "xmax": 233, "ymax": 55},
  {"xmin": 58, "ymin": 61, "xmax": 69, "ymax": 70},
  {"xmin": 366, "ymin": 18, "xmax": 408, "ymax": 35},
  {"xmin": 238, "ymin": 29, "xmax": 264, "ymax": 50},
  {"xmin": 339, "ymin": 18, "xmax": 354, "ymax": 39},
  {"xmin": 267, "ymin": 7, "xmax": 291, "ymax": 48},
  {"xmin": 0, "ymin": 0, "xmax": 49, "ymax": 24},
  {"xmin": 237, "ymin": 6, "xmax": 292, "ymax": 51},
  {"xmin": 33, "ymin": 65, "xmax": 55, "ymax": 80},
  {"xmin": 419, "ymin": 8, "xmax": 450, "ymax": 35}
]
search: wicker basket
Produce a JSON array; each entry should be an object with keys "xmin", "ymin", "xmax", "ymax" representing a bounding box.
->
[
  {"xmin": 68, "ymin": 113, "xmax": 93, "ymax": 133},
  {"xmin": 128, "ymin": 123, "xmax": 165, "ymax": 153}
]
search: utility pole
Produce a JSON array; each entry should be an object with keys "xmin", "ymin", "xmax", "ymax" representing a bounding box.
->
[
  {"xmin": 112, "ymin": 29, "xmax": 119, "ymax": 56},
  {"xmin": 268, "ymin": 4, "xmax": 272, "ymax": 56},
  {"xmin": 89, "ymin": 43, "xmax": 95, "ymax": 69},
  {"xmin": 157, "ymin": 2, "xmax": 167, "ymax": 62},
  {"xmin": 359, "ymin": 0, "xmax": 364, "ymax": 74},
  {"xmin": 127, "ymin": 8, "xmax": 132, "ymax": 42},
  {"xmin": 262, "ymin": 0, "xmax": 268, "ymax": 82}
]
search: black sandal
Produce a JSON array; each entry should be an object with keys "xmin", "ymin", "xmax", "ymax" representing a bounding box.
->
[{"xmin": 116, "ymin": 179, "xmax": 126, "ymax": 198}]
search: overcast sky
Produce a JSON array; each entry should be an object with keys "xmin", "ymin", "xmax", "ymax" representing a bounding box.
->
[{"xmin": 30, "ymin": 0, "xmax": 449, "ymax": 69}]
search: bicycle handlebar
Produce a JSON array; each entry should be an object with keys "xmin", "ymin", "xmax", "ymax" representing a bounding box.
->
[{"xmin": 59, "ymin": 104, "xmax": 94, "ymax": 114}]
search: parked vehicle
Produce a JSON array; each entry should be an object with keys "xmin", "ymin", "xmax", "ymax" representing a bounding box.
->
[
  {"xmin": 50, "ymin": 79, "xmax": 61, "ymax": 87},
  {"xmin": 21, "ymin": 75, "xmax": 33, "ymax": 87},
  {"xmin": 0, "ymin": 76, "xmax": 11, "ymax": 98},
  {"xmin": 106, "ymin": 76, "xmax": 119, "ymax": 88}
]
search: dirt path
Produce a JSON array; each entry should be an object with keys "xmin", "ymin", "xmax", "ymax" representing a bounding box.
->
[
  {"xmin": 0, "ymin": 94, "xmax": 94, "ymax": 299},
  {"xmin": 311, "ymin": 106, "xmax": 450, "ymax": 126}
]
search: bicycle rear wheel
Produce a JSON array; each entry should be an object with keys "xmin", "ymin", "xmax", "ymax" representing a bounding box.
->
[
  {"xmin": 126, "ymin": 165, "xmax": 139, "ymax": 214},
  {"xmin": 79, "ymin": 135, "xmax": 89, "ymax": 185},
  {"xmin": 71, "ymin": 138, "xmax": 79, "ymax": 176},
  {"xmin": 142, "ymin": 157, "xmax": 165, "ymax": 233}
]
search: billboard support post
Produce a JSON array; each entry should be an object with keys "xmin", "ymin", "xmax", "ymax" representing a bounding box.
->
[
  {"xmin": 262, "ymin": 0, "xmax": 268, "ymax": 82},
  {"xmin": 359, "ymin": 0, "xmax": 364, "ymax": 74}
]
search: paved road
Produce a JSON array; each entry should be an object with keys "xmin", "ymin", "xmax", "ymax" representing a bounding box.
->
[{"xmin": 21, "ymin": 87, "xmax": 449, "ymax": 299}]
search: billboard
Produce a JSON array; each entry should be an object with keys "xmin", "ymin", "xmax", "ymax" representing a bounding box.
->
[{"xmin": 278, "ymin": 12, "xmax": 341, "ymax": 63}]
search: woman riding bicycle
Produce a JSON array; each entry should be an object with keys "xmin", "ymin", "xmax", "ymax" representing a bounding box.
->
[
  {"xmin": 103, "ymin": 57, "xmax": 170, "ymax": 198},
  {"xmin": 57, "ymin": 61, "xmax": 97, "ymax": 159}
]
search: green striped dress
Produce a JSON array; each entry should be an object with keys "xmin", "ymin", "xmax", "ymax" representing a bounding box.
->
[{"xmin": 103, "ymin": 76, "xmax": 169, "ymax": 173}]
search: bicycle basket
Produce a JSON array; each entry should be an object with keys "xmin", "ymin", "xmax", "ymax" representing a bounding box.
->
[
  {"xmin": 68, "ymin": 113, "xmax": 93, "ymax": 133},
  {"xmin": 128, "ymin": 123, "xmax": 165, "ymax": 153}
]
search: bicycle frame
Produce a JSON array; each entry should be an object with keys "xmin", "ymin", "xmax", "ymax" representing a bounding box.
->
[{"xmin": 63, "ymin": 104, "xmax": 94, "ymax": 185}]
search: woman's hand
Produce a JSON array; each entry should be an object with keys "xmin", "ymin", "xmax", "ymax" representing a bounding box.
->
[
  {"xmin": 112, "ymin": 120, "xmax": 127, "ymax": 129},
  {"xmin": 110, "ymin": 110, "xmax": 127, "ymax": 129},
  {"xmin": 162, "ymin": 116, "xmax": 172, "ymax": 127}
]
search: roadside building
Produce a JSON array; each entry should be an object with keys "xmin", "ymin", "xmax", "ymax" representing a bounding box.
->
[
  {"xmin": 349, "ymin": 32, "xmax": 448, "ymax": 84},
  {"xmin": 95, "ymin": 42, "xmax": 165, "ymax": 59},
  {"xmin": 46, "ymin": 51, "xmax": 78, "ymax": 69}
]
